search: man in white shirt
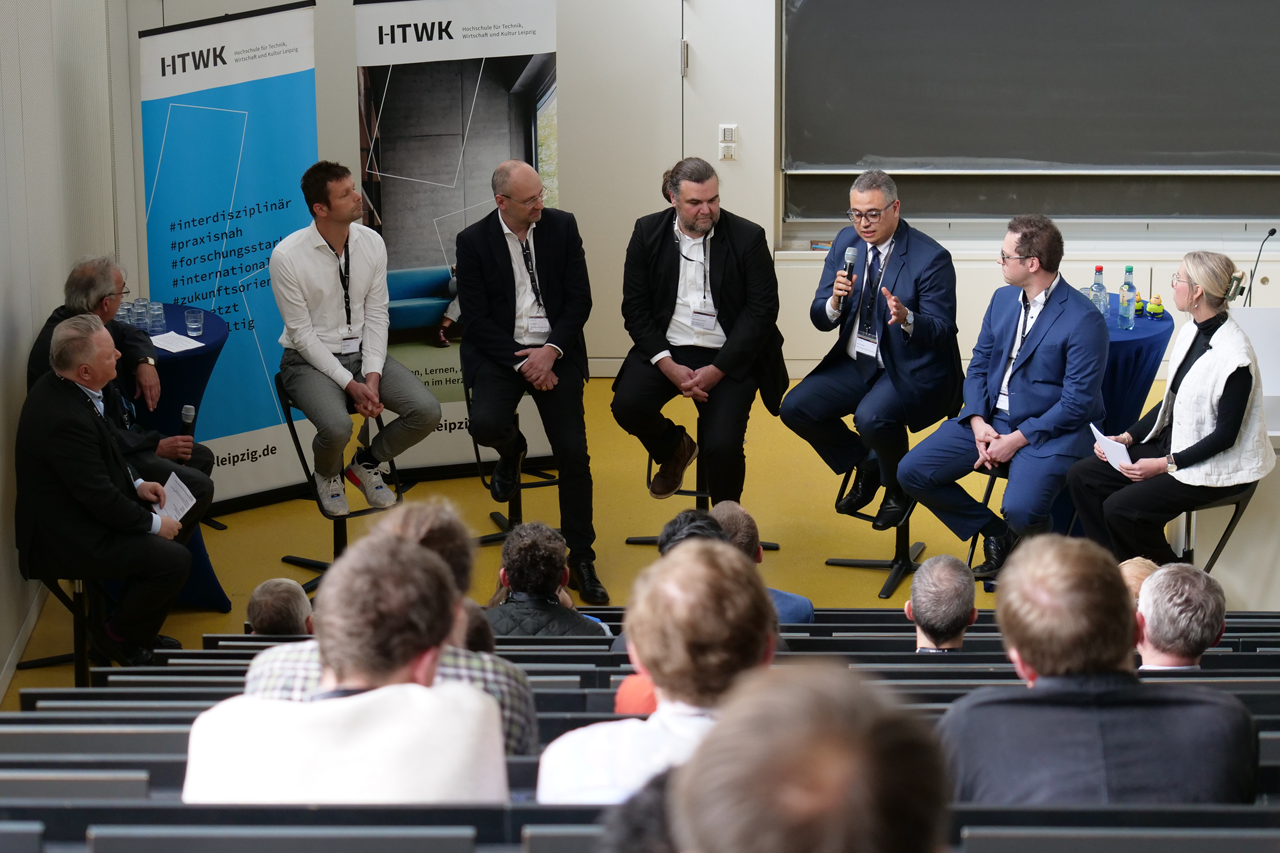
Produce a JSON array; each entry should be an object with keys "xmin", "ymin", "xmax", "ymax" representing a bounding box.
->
[
  {"xmin": 612, "ymin": 157, "xmax": 787, "ymax": 505},
  {"xmin": 184, "ymin": 532, "xmax": 508, "ymax": 804},
  {"xmin": 270, "ymin": 161, "xmax": 441, "ymax": 516},
  {"xmin": 1137, "ymin": 563, "xmax": 1226, "ymax": 671},
  {"xmin": 536, "ymin": 539, "xmax": 776, "ymax": 804}
]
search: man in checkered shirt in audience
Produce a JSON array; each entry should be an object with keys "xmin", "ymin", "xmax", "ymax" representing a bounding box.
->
[{"xmin": 244, "ymin": 500, "xmax": 538, "ymax": 755}]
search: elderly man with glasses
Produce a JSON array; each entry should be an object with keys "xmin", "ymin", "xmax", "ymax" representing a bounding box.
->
[{"xmin": 780, "ymin": 169, "xmax": 963, "ymax": 530}]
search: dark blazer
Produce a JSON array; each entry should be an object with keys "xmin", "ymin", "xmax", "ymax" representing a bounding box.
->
[
  {"xmin": 938, "ymin": 672, "xmax": 1258, "ymax": 805},
  {"xmin": 15, "ymin": 373, "xmax": 154, "ymax": 580},
  {"xmin": 455, "ymin": 208, "xmax": 591, "ymax": 387},
  {"xmin": 619, "ymin": 208, "xmax": 787, "ymax": 414},
  {"xmin": 28, "ymin": 307, "xmax": 155, "ymax": 396},
  {"xmin": 811, "ymin": 219, "xmax": 963, "ymax": 430},
  {"xmin": 958, "ymin": 279, "xmax": 1109, "ymax": 458}
]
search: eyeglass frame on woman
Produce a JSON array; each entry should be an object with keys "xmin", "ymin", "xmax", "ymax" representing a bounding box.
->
[
  {"xmin": 845, "ymin": 202, "xmax": 895, "ymax": 224},
  {"xmin": 1170, "ymin": 272, "xmax": 1195, "ymax": 288},
  {"xmin": 499, "ymin": 187, "xmax": 547, "ymax": 207}
]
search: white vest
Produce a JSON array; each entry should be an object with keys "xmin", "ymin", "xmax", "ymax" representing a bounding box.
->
[{"xmin": 1141, "ymin": 314, "xmax": 1274, "ymax": 487}]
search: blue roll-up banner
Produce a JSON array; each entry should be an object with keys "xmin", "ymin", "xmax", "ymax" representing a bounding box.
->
[{"xmin": 140, "ymin": 3, "xmax": 318, "ymax": 500}]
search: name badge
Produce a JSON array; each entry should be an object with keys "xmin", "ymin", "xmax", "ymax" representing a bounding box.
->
[
  {"xmin": 854, "ymin": 330, "xmax": 878, "ymax": 357},
  {"xmin": 528, "ymin": 316, "xmax": 551, "ymax": 334},
  {"xmin": 997, "ymin": 392, "xmax": 1011, "ymax": 411},
  {"xmin": 341, "ymin": 336, "xmax": 361, "ymax": 355}
]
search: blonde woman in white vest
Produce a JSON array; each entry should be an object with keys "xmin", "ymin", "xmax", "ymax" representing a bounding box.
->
[{"xmin": 1067, "ymin": 251, "xmax": 1273, "ymax": 564}]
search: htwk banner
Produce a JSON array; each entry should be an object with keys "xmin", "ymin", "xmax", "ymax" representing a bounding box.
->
[{"xmin": 354, "ymin": 0, "xmax": 555, "ymax": 66}]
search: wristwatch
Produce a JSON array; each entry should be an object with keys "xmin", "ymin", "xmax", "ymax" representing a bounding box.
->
[
  {"xmin": 139, "ymin": 357, "xmax": 156, "ymax": 367},
  {"xmin": 1166, "ymin": 454, "xmax": 1178, "ymax": 474}
]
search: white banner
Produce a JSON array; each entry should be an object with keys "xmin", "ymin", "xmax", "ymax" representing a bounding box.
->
[{"xmin": 354, "ymin": 0, "xmax": 556, "ymax": 65}]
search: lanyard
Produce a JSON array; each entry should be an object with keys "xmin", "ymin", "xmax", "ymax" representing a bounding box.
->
[
  {"xmin": 677, "ymin": 233, "xmax": 710, "ymax": 300},
  {"xmin": 327, "ymin": 236, "xmax": 352, "ymax": 326},
  {"xmin": 519, "ymin": 238, "xmax": 544, "ymax": 309}
]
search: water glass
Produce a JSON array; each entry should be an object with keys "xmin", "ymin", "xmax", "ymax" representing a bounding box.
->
[
  {"xmin": 131, "ymin": 298, "xmax": 150, "ymax": 328},
  {"xmin": 185, "ymin": 309, "xmax": 204, "ymax": 337},
  {"xmin": 148, "ymin": 302, "xmax": 166, "ymax": 335},
  {"xmin": 114, "ymin": 306, "xmax": 131, "ymax": 327}
]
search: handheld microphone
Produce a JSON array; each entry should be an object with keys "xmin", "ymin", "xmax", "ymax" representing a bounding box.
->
[
  {"xmin": 835, "ymin": 246, "xmax": 859, "ymax": 311},
  {"xmin": 1245, "ymin": 228, "xmax": 1276, "ymax": 306},
  {"xmin": 180, "ymin": 405, "xmax": 196, "ymax": 437}
]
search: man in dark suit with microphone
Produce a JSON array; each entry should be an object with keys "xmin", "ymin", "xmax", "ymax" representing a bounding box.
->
[
  {"xmin": 781, "ymin": 170, "xmax": 962, "ymax": 529},
  {"xmin": 899, "ymin": 214, "xmax": 1109, "ymax": 579},
  {"xmin": 456, "ymin": 160, "xmax": 607, "ymax": 604}
]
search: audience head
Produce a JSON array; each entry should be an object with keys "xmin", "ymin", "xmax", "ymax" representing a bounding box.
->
[
  {"xmin": 498, "ymin": 522, "xmax": 568, "ymax": 598},
  {"xmin": 625, "ymin": 540, "xmax": 774, "ymax": 707},
  {"xmin": 906, "ymin": 555, "xmax": 977, "ymax": 649},
  {"xmin": 1119, "ymin": 557, "xmax": 1160, "ymax": 603},
  {"xmin": 373, "ymin": 499, "xmax": 475, "ymax": 593},
  {"xmin": 313, "ymin": 533, "xmax": 458, "ymax": 687},
  {"xmin": 997, "ymin": 535, "xmax": 1134, "ymax": 681},
  {"xmin": 848, "ymin": 169, "xmax": 901, "ymax": 247},
  {"xmin": 64, "ymin": 256, "xmax": 127, "ymax": 320},
  {"xmin": 665, "ymin": 157, "xmax": 719, "ymax": 236},
  {"xmin": 50, "ymin": 314, "xmax": 117, "ymax": 391},
  {"xmin": 1003, "ymin": 213, "xmax": 1064, "ymax": 279},
  {"xmin": 670, "ymin": 665, "xmax": 948, "ymax": 853},
  {"xmin": 491, "ymin": 159, "xmax": 544, "ymax": 228},
  {"xmin": 461, "ymin": 599, "xmax": 496, "ymax": 654},
  {"xmin": 300, "ymin": 160, "xmax": 360, "ymax": 222},
  {"xmin": 656, "ymin": 509, "xmax": 729, "ymax": 555},
  {"xmin": 599, "ymin": 769, "xmax": 677, "ymax": 853},
  {"xmin": 1137, "ymin": 563, "xmax": 1226, "ymax": 666},
  {"xmin": 708, "ymin": 501, "xmax": 762, "ymax": 563},
  {"xmin": 247, "ymin": 578, "xmax": 312, "ymax": 635},
  {"xmin": 1180, "ymin": 250, "xmax": 1242, "ymax": 314}
]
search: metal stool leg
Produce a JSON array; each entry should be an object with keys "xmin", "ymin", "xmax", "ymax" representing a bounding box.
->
[
  {"xmin": 17, "ymin": 580, "xmax": 91, "ymax": 686},
  {"xmin": 826, "ymin": 512, "xmax": 925, "ymax": 599}
]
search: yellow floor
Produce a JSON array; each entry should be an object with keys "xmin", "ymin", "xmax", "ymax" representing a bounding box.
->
[{"xmin": 2, "ymin": 378, "xmax": 1166, "ymax": 709}]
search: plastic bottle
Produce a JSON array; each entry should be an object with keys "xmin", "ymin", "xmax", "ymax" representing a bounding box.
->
[
  {"xmin": 1090, "ymin": 265, "xmax": 1109, "ymax": 318},
  {"xmin": 1118, "ymin": 265, "xmax": 1137, "ymax": 330}
]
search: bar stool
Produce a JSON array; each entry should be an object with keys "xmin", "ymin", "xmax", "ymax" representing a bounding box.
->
[
  {"xmin": 966, "ymin": 466, "xmax": 1010, "ymax": 566},
  {"xmin": 1181, "ymin": 480, "xmax": 1258, "ymax": 572},
  {"xmin": 16, "ymin": 580, "xmax": 102, "ymax": 687},
  {"xmin": 826, "ymin": 466, "xmax": 924, "ymax": 599},
  {"xmin": 275, "ymin": 373, "xmax": 404, "ymax": 593}
]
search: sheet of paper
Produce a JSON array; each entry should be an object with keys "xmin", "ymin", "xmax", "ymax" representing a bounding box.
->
[
  {"xmin": 1090, "ymin": 424, "xmax": 1132, "ymax": 471},
  {"xmin": 151, "ymin": 331, "xmax": 205, "ymax": 353},
  {"xmin": 153, "ymin": 472, "xmax": 197, "ymax": 521}
]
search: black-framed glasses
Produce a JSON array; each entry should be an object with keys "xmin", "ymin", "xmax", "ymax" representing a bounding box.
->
[
  {"xmin": 500, "ymin": 187, "xmax": 547, "ymax": 207},
  {"xmin": 999, "ymin": 251, "xmax": 1032, "ymax": 265},
  {"xmin": 846, "ymin": 203, "xmax": 895, "ymax": 224},
  {"xmin": 117, "ymin": 286, "xmax": 131, "ymax": 300}
]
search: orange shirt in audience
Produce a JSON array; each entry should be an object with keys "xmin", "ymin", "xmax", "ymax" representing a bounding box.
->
[{"xmin": 615, "ymin": 674, "xmax": 657, "ymax": 715}]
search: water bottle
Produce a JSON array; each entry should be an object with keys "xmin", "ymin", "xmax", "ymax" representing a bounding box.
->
[
  {"xmin": 1090, "ymin": 265, "xmax": 1109, "ymax": 318},
  {"xmin": 1118, "ymin": 265, "xmax": 1137, "ymax": 330}
]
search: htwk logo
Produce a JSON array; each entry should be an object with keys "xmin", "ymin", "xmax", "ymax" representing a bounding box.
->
[
  {"xmin": 377, "ymin": 21, "xmax": 453, "ymax": 44},
  {"xmin": 159, "ymin": 46, "xmax": 226, "ymax": 77}
]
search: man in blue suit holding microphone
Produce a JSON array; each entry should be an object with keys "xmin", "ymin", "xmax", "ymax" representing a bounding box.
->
[
  {"xmin": 782, "ymin": 170, "xmax": 962, "ymax": 530},
  {"xmin": 899, "ymin": 214, "xmax": 1109, "ymax": 579}
]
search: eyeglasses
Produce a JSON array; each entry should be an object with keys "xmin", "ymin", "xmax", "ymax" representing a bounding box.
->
[
  {"xmin": 998, "ymin": 251, "xmax": 1032, "ymax": 265},
  {"xmin": 1171, "ymin": 273, "xmax": 1194, "ymax": 288},
  {"xmin": 500, "ymin": 188, "xmax": 547, "ymax": 207},
  {"xmin": 114, "ymin": 286, "xmax": 131, "ymax": 301},
  {"xmin": 846, "ymin": 203, "xmax": 895, "ymax": 224}
]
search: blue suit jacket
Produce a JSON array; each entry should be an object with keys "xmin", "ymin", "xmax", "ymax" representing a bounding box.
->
[
  {"xmin": 811, "ymin": 219, "xmax": 963, "ymax": 431},
  {"xmin": 958, "ymin": 278, "xmax": 1109, "ymax": 458}
]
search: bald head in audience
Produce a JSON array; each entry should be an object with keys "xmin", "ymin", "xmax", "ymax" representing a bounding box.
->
[
  {"xmin": 671, "ymin": 665, "xmax": 948, "ymax": 853},
  {"xmin": 1137, "ymin": 563, "xmax": 1226, "ymax": 670},
  {"xmin": 906, "ymin": 555, "xmax": 976, "ymax": 651}
]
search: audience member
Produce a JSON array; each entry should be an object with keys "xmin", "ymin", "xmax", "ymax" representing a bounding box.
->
[
  {"xmin": 670, "ymin": 665, "xmax": 948, "ymax": 853},
  {"xmin": 939, "ymin": 535, "xmax": 1257, "ymax": 804},
  {"xmin": 1137, "ymin": 563, "xmax": 1226, "ymax": 671},
  {"xmin": 244, "ymin": 500, "xmax": 539, "ymax": 755},
  {"xmin": 538, "ymin": 540, "xmax": 775, "ymax": 803},
  {"xmin": 485, "ymin": 523, "xmax": 606, "ymax": 637},
  {"xmin": 246, "ymin": 578, "xmax": 312, "ymax": 635},
  {"xmin": 184, "ymin": 534, "xmax": 508, "ymax": 803},
  {"xmin": 599, "ymin": 769, "xmax": 677, "ymax": 853},
  {"xmin": 906, "ymin": 554, "xmax": 977, "ymax": 651},
  {"xmin": 709, "ymin": 501, "xmax": 815, "ymax": 624},
  {"xmin": 461, "ymin": 599, "xmax": 496, "ymax": 654},
  {"xmin": 1120, "ymin": 556, "xmax": 1160, "ymax": 603}
]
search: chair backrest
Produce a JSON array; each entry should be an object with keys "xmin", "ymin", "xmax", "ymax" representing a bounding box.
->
[
  {"xmin": 0, "ymin": 769, "xmax": 148, "ymax": 799},
  {"xmin": 521, "ymin": 825, "xmax": 603, "ymax": 853},
  {"xmin": 386, "ymin": 267, "xmax": 454, "ymax": 302},
  {"xmin": 87, "ymin": 825, "xmax": 476, "ymax": 853},
  {"xmin": 0, "ymin": 726, "xmax": 189, "ymax": 755},
  {"xmin": 0, "ymin": 822, "xmax": 42, "ymax": 853},
  {"xmin": 964, "ymin": 827, "xmax": 1280, "ymax": 853}
]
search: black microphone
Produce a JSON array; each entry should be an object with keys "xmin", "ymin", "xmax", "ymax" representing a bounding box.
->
[
  {"xmin": 1246, "ymin": 228, "xmax": 1276, "ymax": 306},
  {"xmin": 835, "ymin": 246, "xmax": 859, "ymax": 311},
  {"xmin": 180, "ymin": 405, "xmax": 196, "ymax": 437}
]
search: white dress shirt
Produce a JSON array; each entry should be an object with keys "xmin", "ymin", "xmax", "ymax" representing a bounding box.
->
[
  {"xmin": 78, "ymin": 383, "xmax": 161, "ymax": 535},
  {"xmin": 825, "ymin": 235, "xmax": 910, "ymax": 365},
  {"xmin": 651, "ymin": 221, "xmax": 727, "ymax": 364},
  {"xmin": 499, "ymin": 215, "xmax": 552, "ymax": 348},
  {"xmin": 183, "ymin": 682, "xmax": 509, "ymax": 804},
  {"xmin": 270, "ymin": 220, "xmax": 390, "ymax": 389},
  {"xmin": 997, "ymin": 273, "xmax": 1060, "ymax": 412},
  {"xmin": 536, "ymin": 700, "xmax": 717, "ymax": 804}
]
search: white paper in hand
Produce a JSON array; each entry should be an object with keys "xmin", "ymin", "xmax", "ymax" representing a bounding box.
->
[
  {"xmin": 152, "ymin": 472, "xmax": 197, "ymax": 521},
  {"xmin": 1090, "ymin": 424, "xmax": 1132, "ymax": 471}
]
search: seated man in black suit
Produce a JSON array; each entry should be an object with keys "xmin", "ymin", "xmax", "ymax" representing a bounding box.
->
[
  {"xmin": 485, "ymin": 522, "xmax": 605, "ymax": 638},
  {"xmin": 27, "ymin": 257, "xmax": 215, "ymax": 519},
  {"xmin": 17, "ymin": 315, "xmax": 205, "ymax": 665},
  {"xmin": 939, "ymin": 535, "xmax": 1257, "ymax": 804}
]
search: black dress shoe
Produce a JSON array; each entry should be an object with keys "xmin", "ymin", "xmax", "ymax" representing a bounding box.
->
[
  {"xmin": 835, "ymin": 462, "xmax": 881, "ymax": 516},
  {"xmin": 568, "ymin": 560, "xmax": 610, "ymax": 605},
  {"xmin": 973, "ymin": 527, "xmax": 1020, "ymax": 580},
  {"xmin": 152, "ymin": 635, "xmax": 182, "ymax": 651},
  {"xmin": 871, "ymin": 487, "xmax": 912, "ymax": 530},
  {"xmin": 91, "ymin": 629, "xmax": 155, "ymax": 667},
  {"xmin": 490, "ymin": 445, "xmax": 526, "ymax": 503}
]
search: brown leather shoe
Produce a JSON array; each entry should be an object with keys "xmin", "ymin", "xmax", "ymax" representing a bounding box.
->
[{"xmin": 650, "ymin": 432, "xmax": 698, "ymax": 499}]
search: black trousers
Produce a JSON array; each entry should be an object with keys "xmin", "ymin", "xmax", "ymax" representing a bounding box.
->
[
  {"xmin": 468, "ymin": 355, "xmax": 595, "ymax": 563},
  {"xmin": 127, "ymin": 442, "xmax": 215, "ymax": 546},
  {"xmin": 610, "ymin": 345, "xmax": 759, "ymax": 505},
  {"xmin": 1066, "ymin": 442, "xmax": 1242, "ymax": 564}
]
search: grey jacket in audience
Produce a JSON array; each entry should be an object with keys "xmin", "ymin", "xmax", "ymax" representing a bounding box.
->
[{"xmin": 938, "ymin": 671, "xmax": 1257, "ymax": 805}]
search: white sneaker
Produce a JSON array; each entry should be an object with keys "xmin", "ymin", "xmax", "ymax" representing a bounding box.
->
[
  {"xmin": 315, "ymin": 472, "xmax": 349, "ymax": 517},
  {"xmin": 345, "ymin": 459, "xmax": 396, "ymax": 508}
]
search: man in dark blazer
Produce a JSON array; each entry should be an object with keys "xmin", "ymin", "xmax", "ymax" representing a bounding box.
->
[
  {"xmin": 16, "ymin": 315, "xmax": 202, "ymax": 666},
  {"xmin": 899, "ymin": 214, "xmax": 1109, "ymax": 578},
  {"xmin": 611, "ymin": 157, "xmax": 786, "ymax": 506},
  {"xmin": 456, "ymin": 160, "xmax": 607, "ymax": 604},
  {"xmin": 781, "ymin": 170, "xmax": 962, "ymax": 529},
  {"xmin": 939, "ymin": 536, "xmax": 1256, "ymax": 805}
]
